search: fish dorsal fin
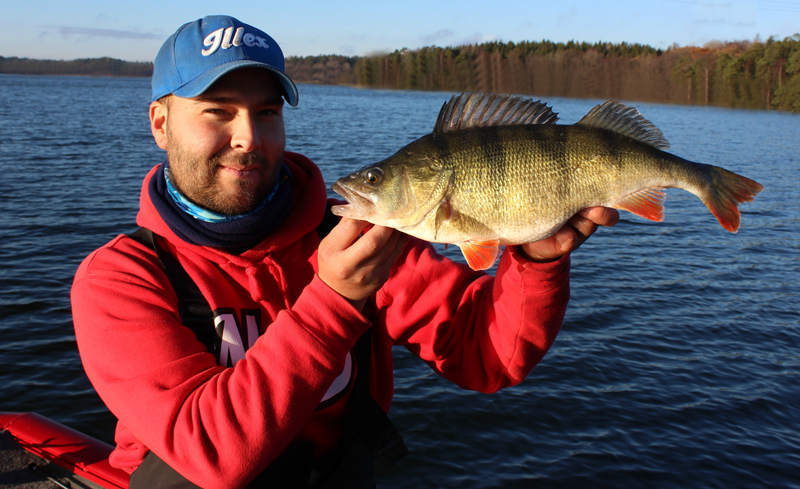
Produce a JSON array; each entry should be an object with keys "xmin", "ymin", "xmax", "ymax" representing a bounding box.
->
[
  {"xmin": 433, "ymin": 92, "xmax": 559, "ymax": 133},
  {"xmin": 576, "ymin": 101, "xmax": 670, "ymax": 150}
]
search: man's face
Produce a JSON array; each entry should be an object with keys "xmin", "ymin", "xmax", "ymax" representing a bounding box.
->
[{"xmin": 150, "ymin": 68, "xmax": 287, "ymax": 215}]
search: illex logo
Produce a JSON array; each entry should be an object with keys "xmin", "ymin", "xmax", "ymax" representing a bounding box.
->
[{"xmin": 201, "ymin": 26, "xmax": 270, "ymax": 56}]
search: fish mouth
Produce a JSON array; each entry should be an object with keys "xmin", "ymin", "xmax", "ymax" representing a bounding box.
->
[{"xmin": 331, "ymin": 181, "xmax": 375, "ymax": 218}]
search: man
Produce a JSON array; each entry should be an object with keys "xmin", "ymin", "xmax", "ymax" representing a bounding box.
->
[{"xmin": 71, "ymin": 15, "xmax": 618, "ymax": 489}]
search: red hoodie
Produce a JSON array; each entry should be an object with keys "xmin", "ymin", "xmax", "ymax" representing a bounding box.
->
[{"xmin": 71, "ymin": 152, "xmax": 570, "ymax": 489}]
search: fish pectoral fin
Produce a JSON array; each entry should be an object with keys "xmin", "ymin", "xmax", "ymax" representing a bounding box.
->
[
  {"xmin": 458, "ymin": 240, "xmax": 501, "ymax": 271},
  {"xmin": 433, "ymin": 198, "xmax": 454, "ymax": 240},
  {"xmin": 612, "ymin": 188, "xmax": 667, "ymax": 221}
]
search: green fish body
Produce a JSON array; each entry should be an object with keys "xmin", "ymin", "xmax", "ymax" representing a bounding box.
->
[{"xmin": 332, "ymin": 93, "xmax": 763, "ymax": 270}]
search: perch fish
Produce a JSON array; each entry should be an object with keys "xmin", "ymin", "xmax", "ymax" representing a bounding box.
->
[{"xmin": 331, "ymin": 93, "xmax": 764, "ymax": 270}]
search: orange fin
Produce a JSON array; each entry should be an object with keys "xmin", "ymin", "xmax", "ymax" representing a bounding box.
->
[
  {"xmin": 613, "ymin": 188, "xmax": 666, "ymax": 221},
  {"xmin": 458, "ymin": 240, "xmax": 501, "ymax": 271}
]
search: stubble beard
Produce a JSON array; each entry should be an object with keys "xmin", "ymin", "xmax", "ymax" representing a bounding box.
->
[{"xmin": 165, "ymin": 129, "xmax": 281, "ymax": 216}]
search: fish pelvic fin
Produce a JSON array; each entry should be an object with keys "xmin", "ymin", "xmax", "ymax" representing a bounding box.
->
[
  {"xmin": 458, "ymin": 240, "xmax": 501, "ymax": 271},
  {"xmin": 577, "ymin": 101, "xmax": 670, "ymax": 150},
  {"xmin": 702, "ymin": 166, "xmax": 764, "ymax": 233},
  {"xmin": 433, "ymin": 92, "xmax": 558, "ymax": 133},
  {"xmin": 613, "ymin": 188, "xmax": 667, "ymax": 222}
]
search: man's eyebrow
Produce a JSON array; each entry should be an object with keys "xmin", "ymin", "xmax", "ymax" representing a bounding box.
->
[
  {"xmin": 193, "ymin": 94, "xmax": 235, "ymax": 104},
  {"xmin": 192, "ymin": 94, "xmax": 284, "ymax": 105}
]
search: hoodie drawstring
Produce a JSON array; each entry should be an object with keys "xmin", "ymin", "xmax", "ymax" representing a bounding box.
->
[{"xmin": 245, "ymin": 260, "xmax": 292, "ymax": 311}]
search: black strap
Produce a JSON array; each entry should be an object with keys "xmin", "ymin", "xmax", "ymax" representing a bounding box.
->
[{"xmin": 128, "ymin": 227, "xmax": 217, "ymax": 354}]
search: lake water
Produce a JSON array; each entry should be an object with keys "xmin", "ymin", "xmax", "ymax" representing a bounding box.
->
[{"xmin": 1, "ymin": 74, "xmax": 798, "ymax": 488}]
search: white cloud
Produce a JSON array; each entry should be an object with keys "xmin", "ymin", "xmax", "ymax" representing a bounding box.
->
[
  {"xmin": 43, "ymin": 26, "xmax": 163, "ymax": 40},
  {"xmin": 421, "ymin": 29, "xmax": 454, "ymax": 45}
]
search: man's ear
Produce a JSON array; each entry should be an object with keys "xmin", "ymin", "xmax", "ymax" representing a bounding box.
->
[{"xmin": 150, "ymin": 100, "xmax": 168, "ymax": 150}]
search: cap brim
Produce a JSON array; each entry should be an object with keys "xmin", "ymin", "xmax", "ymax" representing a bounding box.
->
[{"xmin": 170, "ymin": 60, "xmax": 299, "ymax": 106}]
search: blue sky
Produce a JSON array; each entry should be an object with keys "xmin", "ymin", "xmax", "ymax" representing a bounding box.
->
[{"xmin": 2, "ymin": 0, "xmax": 799, "ymax": 62}]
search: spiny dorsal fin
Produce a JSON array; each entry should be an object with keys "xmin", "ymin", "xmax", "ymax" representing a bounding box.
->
[
  {"xmin": 576, "ymin": 101, "xmax": 670, "ymax": 150},
  {"xmin": 433, "ymin": 92, "xmax": 559, "ymax": 133}
]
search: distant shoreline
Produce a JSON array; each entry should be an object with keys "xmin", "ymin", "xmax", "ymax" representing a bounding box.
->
[
  {"xmin": 4, "ymin": 35, "xmax": 799, "ymax": 113},
  {"xmin": 0, "ymin": 72, "xmax": 149, "ymax": 78},
  {"xmin": 0, "ymin": 56, "xmax": 153, "ymax": 77}
]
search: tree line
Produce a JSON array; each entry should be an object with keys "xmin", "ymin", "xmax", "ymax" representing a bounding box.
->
[
  {"xmin": 3, "ymin": 35, "xmax": 799, "ymax": 112},
  {"xmin": 286, "ymin": 36, "xmax": 800, "ymax": 112},
  {"xmin": 0, "ymin": 56, "xmax": 153, "ymax": 77}
]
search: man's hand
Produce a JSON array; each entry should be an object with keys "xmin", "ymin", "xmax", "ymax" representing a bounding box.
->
[
  {"xmin": 520, "ymin": 207, "xmax": 620, "ymax": 262},
  {"xmin": 317, "ymin": 218, "xmax": 411, "ymax": 311}
]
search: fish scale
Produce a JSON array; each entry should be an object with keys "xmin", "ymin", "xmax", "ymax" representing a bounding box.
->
[{"xmin": 332, "ymin": 93, "xmax": 763, "ymax": 271}]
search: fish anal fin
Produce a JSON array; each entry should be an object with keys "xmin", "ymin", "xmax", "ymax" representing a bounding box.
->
[
  {"xmin": 613, "ymin": 188, "xmax": 666, "ymax": 222},
  {"xmin": 458, "ymin": 240, "xmax": 501, "ymax": 271}
]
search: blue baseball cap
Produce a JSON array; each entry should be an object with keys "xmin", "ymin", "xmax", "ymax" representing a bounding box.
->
[{"xmin": 152, "ymin": 15, "xmax": 298, "ymax": 106}]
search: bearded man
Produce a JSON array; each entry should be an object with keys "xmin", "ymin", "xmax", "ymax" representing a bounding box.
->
[{"xmin": 71, "ymin": 15, "xmax": 618, "ymax": 489}]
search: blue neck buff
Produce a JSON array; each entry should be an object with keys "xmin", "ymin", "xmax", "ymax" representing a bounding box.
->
[
  {"xmin": 164, "ymin": 164, "xmax": 279, "ymax": 223},
  {"xmin": 148, "ymin": 161, "xmax": 294, "ymax": 252}
]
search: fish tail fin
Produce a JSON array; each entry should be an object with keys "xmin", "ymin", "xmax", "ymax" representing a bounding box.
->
[{"xmin": 702, "ymin": 166, "xmax": 763, "ymax": 233}]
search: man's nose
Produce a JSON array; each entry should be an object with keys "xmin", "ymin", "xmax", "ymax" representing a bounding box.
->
[{"xmin": 230, "ymin": 115, "xmax": 262, "ymax": 152}]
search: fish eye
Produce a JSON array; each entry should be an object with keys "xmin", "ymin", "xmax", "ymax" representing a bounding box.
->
[{"xmin": 365, "ymin": 168, "xmax": 383, "ymax": 185}]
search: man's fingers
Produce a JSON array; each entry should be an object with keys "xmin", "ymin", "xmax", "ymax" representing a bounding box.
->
[
  {"xmin": 578, "ymin": 207, "xmax": 620, "ymax": 228},
  {"xmin": 566, "ymin": 213, "xmax": 598, "ymax": 242},
  {"xmin": 569, "ymin": 207, "xmax": 620, "ymax": 244},
  {"xmin": 317, "ymin": 219, "xmax": 410, "ymax": 307},
  {"xmin": 385, "ymin": 232, "xmax": 411, "ymax": 264},
  {"xmin": 356, "ymin": 224, "xmax": 403, "ymax": 262},
  {"xmin": 323, "ymin": 217, "xmax": 370, "ymax": 250},
  {"xmin": 321, "ymin": 218, "xmax": 408, "ymax": 270},
  {"xmin": 519, "ymin": 207, "xmax": 620, "ymax": 262}
]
